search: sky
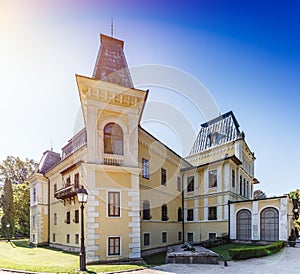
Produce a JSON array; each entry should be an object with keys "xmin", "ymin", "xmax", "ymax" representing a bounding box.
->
[{"xmin": 0, "ymin": 0, "xmax": 299, "ymax": 196}]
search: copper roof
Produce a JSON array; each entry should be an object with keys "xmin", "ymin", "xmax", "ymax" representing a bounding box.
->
[{"xmin": 92, "ymin": 34, "xmax": 133, "ymax": 88}]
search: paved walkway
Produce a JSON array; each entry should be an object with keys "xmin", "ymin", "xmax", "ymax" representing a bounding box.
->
[
  {"xmin": 1, "ymin": 246, "xmax": 300, "ymax": 274},
  {"xmin": 129, "ymin": 246, "xmax": 300, "ymax": 274}
]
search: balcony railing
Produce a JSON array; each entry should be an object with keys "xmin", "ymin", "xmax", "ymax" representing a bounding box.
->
[
  {"xmin": 104, "ymin": 154, "xmax": 124, "ymax": 166},
  {"xmin": 55, "ymin": 184, "xmax": 78, "ymax": 200}
]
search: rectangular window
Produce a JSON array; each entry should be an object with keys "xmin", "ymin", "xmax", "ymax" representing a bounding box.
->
[
  {"xmin": 74, "ymin": 173, "xmax": 80, "ymax": 189},
  {"xmin": 142, "ymin": 201, "xmax": 151, "ymax": 220},
  {"xmin": 209, "ymin": 232, "xmax": 216, "ymax": 240},
  {"xmin": 108, "ymin": 192, "xmax": 120, "ymax": 217},
  {"xmin": 75, "ymin": 234, "xmax": 79, "ymax": 245},
  {"xmin": 177, "ymin": 207, "xmax": 183, "ymax": 222},
  {"xmin": 187, "ymin": 176, "xmax": 194, "ymax": 192},
  {"xmin": 246, "ymin": 181, "xmax": 249, "ymax": 198},
  {"xmin": 66, "ymin": 177, "xmax": 71, "ymax": 186},
  {"xmin": 177, "ymin": 177, "xmax": 181, "ymax": 192},
  {"xmin": 239, "ymin": 175, "xmax": 243, "ymax": 195},
  {"xmin": 161, "ymin": 168, "xmax": 167, "ymax": 186},
  {"xmin": 54, "ymin": 213, "xmax": 57, "ymax": 225},
  {"xmin": 66, "ymin": 234, "xmax": 70, "ymax": 244},
  {"xmin": 53, "ymin": 233, "xmax": 56, "ymax": 242},
  {"xmin": 66, "ymin": 211, "xmax": 70, "ymax": 224},
  {"xmin": 209, "ymin": 170, "xmax": 217, "ymax": 188},
  {"xmin": 208, "ymin": 206, "xmax": 217, "ymax": 220},
  {"xmin": 144, "ymin": 233, "xmax": 150, "ymax": 246},
  {"xmin": 187, "ymin": 232, "xmax": 194, "ymax": 242},
  {"xmin": 161, "ymin": 204, "xmax": 168, "ymax": 221},
  {"xmin": 187, "ymin": 209, "xmax": 194, "ymax": 221},
  {"xmin": 32, "ymin": 216, "xmax": 35, "ymax": 227},
  {"xmin": 108, "ymin": 237, "xmax": 120, "ymax": 256},
  {"xmin": 74, "ymin": 210, "xmax": 79, "ymax": 223},
  {"xmin": 178, "ymin": 231, "xmax": 182, "ymax": 241},
  {"xmin": 232, "ymin": 169, "xmax": 235, "ymax": 188},
  {"xmin": 162, "ymin": 232, "xmax": 167, "ymax": 243},
  {"xmin": 142, "ymin": 158, "xmax": 149, "ymax": 179}
]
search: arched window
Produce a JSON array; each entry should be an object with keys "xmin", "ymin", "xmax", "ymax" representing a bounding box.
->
[
  {"xmin": 142, "ymin": 200, "xmax": 151, "ymax": 220},
  {"xmin": 104, "ymin": 123, "xmax": 123, "ymax": 155},
  {"xmin": 260, "ymin": 207, "xmax": 279, "ymax": 241},
  {"xmin": 236, "ymin": 209, "xmax": 252, "ymax": 240}
]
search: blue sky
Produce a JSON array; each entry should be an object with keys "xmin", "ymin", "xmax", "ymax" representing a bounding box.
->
[{"xmin": 0, "ymin": 0, "xmax": 299, "ymax": 196}]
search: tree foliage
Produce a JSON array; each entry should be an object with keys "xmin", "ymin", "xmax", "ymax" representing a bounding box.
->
[
  {"xmin": 253, "ymin": 189, "xmax": 267, "ymax": 200},
  {"xmin": 0, "ymin": 156, "xmax": 35, "ymax": 237},
  {"xmin": 0, "ymin": 178, "xmax": 15, "ymax": 237}
]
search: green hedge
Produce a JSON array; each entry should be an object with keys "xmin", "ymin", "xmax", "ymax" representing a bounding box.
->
[{"xmin": 229, "ymin": 241, "xmax": 285, "ymax": 260}]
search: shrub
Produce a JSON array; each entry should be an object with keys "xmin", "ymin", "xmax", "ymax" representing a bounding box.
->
[{"xmin": 229, "ymin": 241, "xmax": 285, "ymax": 260}]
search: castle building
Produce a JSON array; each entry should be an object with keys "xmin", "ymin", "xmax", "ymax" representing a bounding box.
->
[{"xmin": 29, "ymin": 33, "xmax": 292, "ymax": 263}]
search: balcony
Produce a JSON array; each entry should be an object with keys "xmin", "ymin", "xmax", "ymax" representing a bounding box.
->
[
  {"xmin": 55, "ymin": 184, "xmax": 78, "ymax": 200},
  {"xmin": 104, "ymin": 154, "xmax": 124, "ymax": 166}
]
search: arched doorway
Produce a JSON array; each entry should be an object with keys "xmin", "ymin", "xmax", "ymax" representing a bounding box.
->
[
  {"xmin": 236, "ymin": 209, "xmax": 252, "ymax": 240},
  {"xmin": 260, "ymin": 207, "xmax": 279, "ymax": 241}
]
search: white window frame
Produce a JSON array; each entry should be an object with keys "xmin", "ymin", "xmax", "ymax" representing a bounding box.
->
[
  {"xmin": 107, "ymin": 236, "xmax": 122, "ymax": 257},
  {"xmin": 106, "ymin": 190, "xmax": 122, "ymax": 218}
]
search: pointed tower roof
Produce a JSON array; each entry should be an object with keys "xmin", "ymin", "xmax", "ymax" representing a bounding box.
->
[
  {"xmin": 92, "ymin": 34, "xmax": 134, "ymax": 88},
  {"xmin": 189, "ymin": 111, "xmax": 244, "ymax": 155},
  {"xmin": 38, "ymin": 150, "xmax": 61, "ymax": 174}
]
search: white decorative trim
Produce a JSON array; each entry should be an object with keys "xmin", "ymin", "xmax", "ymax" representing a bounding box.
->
[
  {"xmin": 204, "ymin": 198, "xmax": 208, "ymax": 220},
  {"xmin": 217, "ymin": 165, "xmax": 222, "ymax": 193},
  {"xmin": 252, "ymin": 201, "xmax": 259, "ymax": 240},
  {"xmin": 224, "ymin": 163, "xmax": 230, "ymax": 191},
  {"xmin": 217, "ymin": 196, "xmax": 223, "ymax": 220},
  {"xmin": 224, "ymin": 195, "xmax": 229, "ymax": 220},
  {"xmin": 204, "ymin": 169, "xmax": 208, "ymax": 193},
  {"xmin": 229, "ymin": 204, "xmax": 235, "ymax": 239},
  {"xmin": 279, "ymin": 197, "xmax": 288, "ymax": 241}
]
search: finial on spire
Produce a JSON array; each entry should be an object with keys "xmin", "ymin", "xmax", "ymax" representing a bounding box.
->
[{"xmin": 111, "ymin": 19, "xmax": 114, "ymax": 37}]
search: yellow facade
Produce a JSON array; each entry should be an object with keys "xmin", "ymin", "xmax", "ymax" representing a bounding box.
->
[{"xmin": 29, "ymin": 32, "xmax": 291, "ymax": 264}]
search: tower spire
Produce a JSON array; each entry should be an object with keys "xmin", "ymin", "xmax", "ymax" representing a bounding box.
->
[
  {"xmin": 92, "ymin": 33, "xmax": 134, "ymax": 88},
  {"xmin": 111, "ymin": 19, "xmax": 114, "ymax": 37}
]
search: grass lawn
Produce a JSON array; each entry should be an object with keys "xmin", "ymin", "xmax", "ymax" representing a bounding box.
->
[
  {"xmin": 209, "ymin": 243, "xmax": 251, "ymax": 261},
  {"xmin": 0, "ymin": 240, "xmax": 143, "ymax": 273}
]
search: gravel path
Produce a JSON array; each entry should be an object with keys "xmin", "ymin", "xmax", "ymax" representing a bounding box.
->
[{"xmin": 131, "ymin": 246, "xmax": 300, "ymax": 274}]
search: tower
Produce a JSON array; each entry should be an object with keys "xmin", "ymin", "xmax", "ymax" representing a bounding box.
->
[{"xmin": 76, "ymin": 34, "xmax": 148, "ymax": 261}]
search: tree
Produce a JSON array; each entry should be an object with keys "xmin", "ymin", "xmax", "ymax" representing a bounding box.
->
[
  {"xmin": 0, "ymin": 156, "xmax": 35, "ymax": 237},
  {"xmin": 0, "ymin": 178, "xmax": 15, "ymax": 237},
  {"xmin": 14, "ymin": 183, "xmax": 30, "ymax": 235},
  {"xmin": 253, "ymin": 189, "xmax": 267, "ymax": 199},
  {"xmin": 0, "ymin": 156, "xmax": 35, "ymax": 185}
]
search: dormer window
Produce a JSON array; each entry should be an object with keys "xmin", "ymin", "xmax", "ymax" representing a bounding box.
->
[
  {"xmin": 104, "ymin": 123, "xmax": 123, "ymax": 155},
  {"xmin": 208, "ymin": 132, "xmax": 225, "ymax": 147}
]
